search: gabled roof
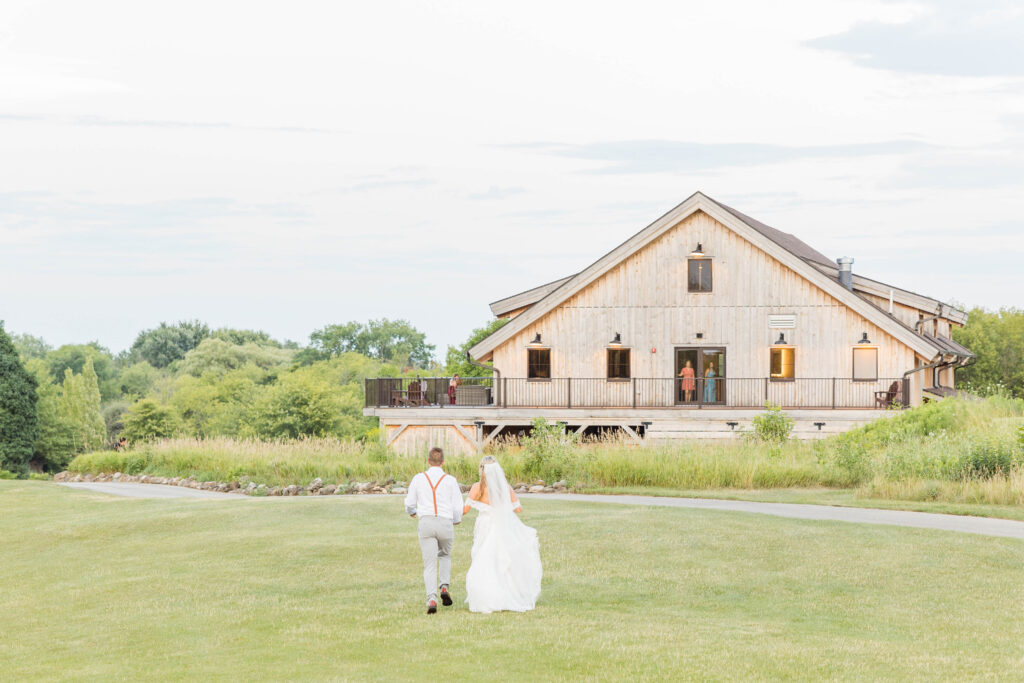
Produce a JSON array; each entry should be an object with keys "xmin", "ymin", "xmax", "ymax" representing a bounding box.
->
[
  {"xmin": 922, "ymin": 333, "xmax": 974, "ymax": 358},
  {"xmin": 490, "ymin": 275, "xmax": 575, "ymax": 317},
  {"xmin": 714, "ymin": 201, "xmax": 834, "ymax": 267},
  {"xmin": 471, "ymin": 192, "xmax": 953, "ymax": 361},
  {"xmin": 491, "ymin": 205, "xmax": 967, "ymax": 325}
]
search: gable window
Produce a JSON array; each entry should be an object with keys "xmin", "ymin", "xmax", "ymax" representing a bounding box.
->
[
  {"xmin": 527, "ymin": 348, "xmax": 550, "ymax": 380},
  {"xmin": 607, "ymin": 348, "xmax": 630, "ymax": 380},
  {"xmin": 852, "ymin": 347, "xmax": 878, "ymax": 381},
  {"xmin": 770, "ymin": 347, "xmax": 795, "ymax": 380},
  {"xmin": 687, "ymin": 258, "xmax": 712, "ymax": 292}
]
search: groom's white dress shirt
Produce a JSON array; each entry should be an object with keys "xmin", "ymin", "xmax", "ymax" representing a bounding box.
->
[{"xmin": 405, "ymin": 466, "xmax": 463, "ymax": 523}]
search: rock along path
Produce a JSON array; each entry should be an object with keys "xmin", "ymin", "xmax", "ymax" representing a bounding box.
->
[{"xmin": 58, "ymin": 482, "xmax": 1024, "ymax": 540}]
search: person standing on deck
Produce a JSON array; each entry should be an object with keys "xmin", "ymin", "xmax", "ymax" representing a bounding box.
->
[
  {"xmin": 448, "ymin": 374, "xmax": 460, "ymax": 405},
  {"xmin": 678, "ymin": 361, "xmax": 695, "ymax": 402},
  {"xmin": 704, "ymin": 362, "xmax": 717, "ymax": 403}
]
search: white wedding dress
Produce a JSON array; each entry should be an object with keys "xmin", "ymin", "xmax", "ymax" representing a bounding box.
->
[{"xmin": 465, "ymin": 462, "xmax": 542, "ymax": 613}]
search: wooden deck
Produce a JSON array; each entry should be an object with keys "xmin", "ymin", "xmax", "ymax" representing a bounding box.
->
[
  {"xmin": 365, "ymin": 377, "xmax": 908, "ymax": 411},
  {"xmin": 364, "ymin": 405, "xmax": 898, "ymax": 455}
]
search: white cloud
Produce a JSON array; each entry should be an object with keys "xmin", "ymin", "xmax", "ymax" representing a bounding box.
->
[{"xmin": 0, "ymin": 0, "xmax": 1021, "ymax": 355}]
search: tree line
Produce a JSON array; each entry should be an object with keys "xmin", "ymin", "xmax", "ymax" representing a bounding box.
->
[
  {"xmin": 1, "ymin": 307, "xmax": 1017, "ymax": 476},
  {"xmin": 0, "ymin": 318, "xmax": 498, "ymax": 476}
]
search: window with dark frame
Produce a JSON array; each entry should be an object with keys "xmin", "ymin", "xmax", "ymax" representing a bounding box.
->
[
  {"xmin": 607, "ymin": 348, "xmax": 630, "ymax": 380},
  {"xmin": 770, "ymin": 347, "xmax": 795, "ymax": 380},
  {"xmin": 852, "ymin": 347, "xmax": 878, "ymax": 381},
  {"xmin": 527, "ymin": 348, "xmax": 551, "ymax": 380},
  {"xmin": 687, "ymin": 258, "xmax": 712, "ymax": 292}
]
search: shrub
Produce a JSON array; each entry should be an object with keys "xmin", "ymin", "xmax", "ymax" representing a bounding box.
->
[
  {"xmin": 122, "ymin": 399, "xmax": 182, "ymax": 443},
  {"xmin": 520, "ymin": 418, "xmax": 580, "ymax": 481},
  {"xmin": 750, "ymin": 403, "xmax": 794, "ymax": 445},
  {"xmin": 958, "ymin": 436, "xmax": 1021, "ymax": 479}
]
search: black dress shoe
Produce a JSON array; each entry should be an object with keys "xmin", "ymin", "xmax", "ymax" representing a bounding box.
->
[
  {"xmin": 440, "ymin": 588, "xmax": 453, "ymax": 606},
  {"xmin": 426, "ymin": 600, "xmax": 437, "ymax": 614}
]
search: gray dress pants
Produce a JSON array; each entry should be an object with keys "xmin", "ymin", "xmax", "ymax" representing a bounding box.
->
[{"xmin": 418, "ymin": 515, "xmax": 454, "ymax": 602}]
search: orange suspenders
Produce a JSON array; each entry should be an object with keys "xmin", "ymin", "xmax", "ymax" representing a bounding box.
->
[{"xmin": 424, "ymin": 472, "xmax": 447, "ymax": 516}]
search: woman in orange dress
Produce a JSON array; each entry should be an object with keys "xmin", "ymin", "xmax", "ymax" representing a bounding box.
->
[{"xmin": 678, "ymin": 360, "xmax": 696, "ymax": 402}]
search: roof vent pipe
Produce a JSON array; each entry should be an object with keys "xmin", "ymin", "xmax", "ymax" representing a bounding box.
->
[{"xmin": 836, "ymin": 257, "xmax": 854, "ymax": 290}]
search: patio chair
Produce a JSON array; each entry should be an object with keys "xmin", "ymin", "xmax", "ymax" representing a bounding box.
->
[{"xmin": 875, "ymin": 380, "xmax": 900, "ymax": 408}]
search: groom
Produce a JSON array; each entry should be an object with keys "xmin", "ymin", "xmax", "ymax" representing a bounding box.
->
[{"xmin": 404, "ymin": 447, "xmax": 463, "ymax": 614}]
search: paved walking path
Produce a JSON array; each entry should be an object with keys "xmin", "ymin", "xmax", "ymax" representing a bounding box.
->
[
  {"xmin": 523, "ymin": 493, "xmax": 1024, "ymax": 540},
  {"xmin": 60, "ymin": 482, "xmax": 238, "ymax": 499},
  {"xmin": 59, "ymin": 482, "xmax": 1024, "ymax": 540}
]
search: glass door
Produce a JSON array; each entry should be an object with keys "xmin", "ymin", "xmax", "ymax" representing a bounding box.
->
[{"xmin": 675, "ymin": 347, "xmax": 726, "ymax": 405}]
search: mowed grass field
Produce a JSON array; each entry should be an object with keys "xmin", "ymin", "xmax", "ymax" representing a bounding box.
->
[{"xmin": 3, "ymin": 481, "xmax": 1024, "ymax": 681}]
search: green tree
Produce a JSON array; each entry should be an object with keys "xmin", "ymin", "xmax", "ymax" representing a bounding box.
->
[
  {"xmin": 45, "ymin": 343, "xmax": 119, "ymax": 402},
  {"xmin": 121, "ymin": 399, "xmax": 182, "ymax": 443},
  {"xmin": 177, "ymin": 338, "xmax": 293, "ymax": 377},
  {"xmin": 211, "ymin": 327, "xmax": 282, "ymax": 347},
  {"xmin": 130, "ymin": 320, "xmax": 210, "ymax": 368},
  {"xmin": 30, "ymin": 367, "xmax": 77, "ymax": 471},
  {"xmin": 0, "ymin": 322, "xmax": 39, "ymax": 475},
  {"xmin": 308, "ymin": 319, "xmax": 435, "ymax": 367},
  {"xmin": 102, "ymin": 401, "xmax": 131, "ymax": 442},
  {"xmin": 59, "ymin": 358, "xmax": 107, "ymax": 453},
  {"xmin": 119, "ymin": 361, "xmax": 161, "ymax": 400},
  {"xmin": 444, "ymin": 318, "xmax": 508, "ymax": 377},
  {"xmin": 171, "ymin": 368, "xmax": 259, "ymax": 437},
  {"xmin": 242, "ymin": 366, "xmax": 342, "ymax": 439},
  {"xmin": 953, "ymin": 307, "xmax": 1024, "ymax": 397},
  {"xmin": 12, "ymin": 333, "xmax": 50, "ymax": 360}
]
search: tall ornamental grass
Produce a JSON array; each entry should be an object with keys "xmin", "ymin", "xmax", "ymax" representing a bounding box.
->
[
  {"xmin": 68, "ymin": 398, "xmax": 1024, "ymax": 503},
  {"xmin": 70, "ymin": 433, "xmax": 853, "ymax": 490}
]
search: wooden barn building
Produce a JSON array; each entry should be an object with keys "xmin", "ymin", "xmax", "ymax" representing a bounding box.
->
[{"xmin": 364, "ymin": 192, "xmax": 973, "ymax": 454}]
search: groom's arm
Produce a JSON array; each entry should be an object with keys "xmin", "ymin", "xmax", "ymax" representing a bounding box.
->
[
  {"xmin": 449, "ymin": 480, "xmax": 463, "ymax": 525},
  {"xmin": 404, "ymin": 475, "xmax": 418, "ymax": 517}
]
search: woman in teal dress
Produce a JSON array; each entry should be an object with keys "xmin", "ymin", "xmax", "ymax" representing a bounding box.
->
[{"xmin": 703, "ymin": 362, "xmax": 717, "ymax": 403}]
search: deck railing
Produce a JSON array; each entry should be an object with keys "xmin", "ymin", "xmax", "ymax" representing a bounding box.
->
[{"xmin": 365, "ymin": 377, "xmax": 909, "ymax": 410}]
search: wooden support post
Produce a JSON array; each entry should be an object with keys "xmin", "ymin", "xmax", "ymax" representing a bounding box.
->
[
  {"xmin": 386, "ymin": 424, "xmax": 409, "ymax": 446},
  {"xmin": 483, "ymin": 424, "xmax": 506, "ymax": 446},
  {"xmin": 620, "ymin": 424, "xmax": 643, "ymax": 445},
  {"xmin": 567, "ymin": 378, "xmax": 572, "ymax": 409},
  {"xmin": 831, "ymin": 377, "xmax": 836, "ymax": 409}
]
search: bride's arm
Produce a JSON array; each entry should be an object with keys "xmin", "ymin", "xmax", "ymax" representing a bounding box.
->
[
  {"xmin": 510, "ymin": 487, "xmax": 522, "ymax": 514},
  {"xmin": 462, "ymin": 481, "xmax": 481, "ymax": 515}
]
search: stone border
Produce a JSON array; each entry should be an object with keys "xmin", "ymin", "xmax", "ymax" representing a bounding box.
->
[{"xmin": 53, "ymin": 472, "xmax": 570, "ymax": 497}]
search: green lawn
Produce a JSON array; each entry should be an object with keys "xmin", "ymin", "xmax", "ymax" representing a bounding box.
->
[{"xmin": 3, "ymin": 481, "xmax": 1023, "ymax": 681}]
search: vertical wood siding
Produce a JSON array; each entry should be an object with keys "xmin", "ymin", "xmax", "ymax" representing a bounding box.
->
[{"xmin": 493, "ymin": 210, "xmax": 917, "ymax": 380}]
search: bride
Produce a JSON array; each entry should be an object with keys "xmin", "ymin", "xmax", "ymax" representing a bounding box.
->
[{"xmin": 462, "ymin": 456, "xmax": 542, "ymax": 613}]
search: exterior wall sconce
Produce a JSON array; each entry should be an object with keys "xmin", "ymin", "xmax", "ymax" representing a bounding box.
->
[
  {"xmin": 530, "ymin": 333, "xmax": 542, "ymax": 345},
  {"xmin": 696, "ymin": 332, "xmax": 703, "ymax": 339},
  {"xmin": 609, "ymin": 332, "xmax": 622, "ymax": 345},
  {"xmin": 814, "ymin": 422, "xmax": 825, "ymax": 431},
  {"xmin": 776, "ymin": 332, "xmax": 787, "ymax": 344},
  {"xmin": 858, "ymin": 332, "xmax": 871, "ymax": 344},
  {"xmin": 690, "ymin": 243, "xmax": 704, "ymax": 257},
  {"xmin": 726, "ymin": 421, "xmax": 738, "ymax": 430}
]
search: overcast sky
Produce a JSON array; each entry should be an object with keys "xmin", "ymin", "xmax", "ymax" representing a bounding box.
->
[{"xmin": 2, "ymin": 0, "xmax": 1022, "ymax": 358}]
